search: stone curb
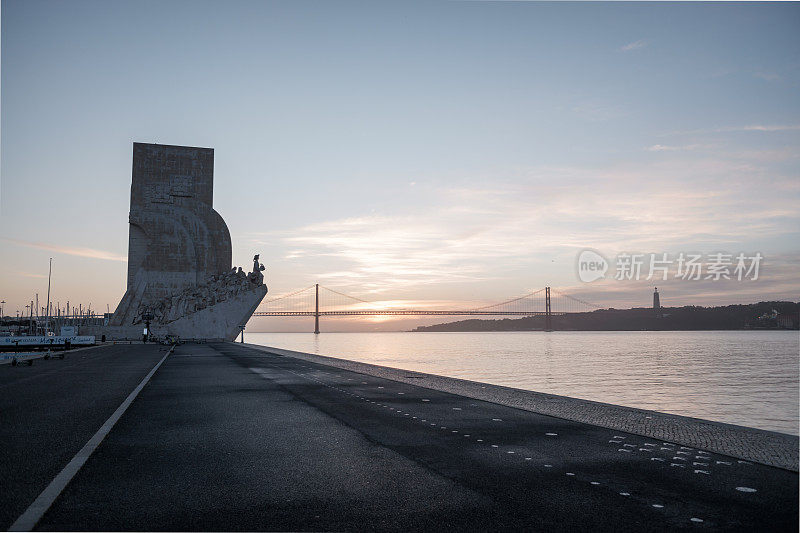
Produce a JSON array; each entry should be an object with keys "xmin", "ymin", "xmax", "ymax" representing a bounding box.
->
[{"xmin": 241, "ymin": 342, "xmax": 799, "ymax": 472}]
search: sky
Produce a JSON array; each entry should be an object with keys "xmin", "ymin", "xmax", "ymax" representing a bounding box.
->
[{"xmin": 1, "ymin": 1, "xmax": 798, "ymax": 331}]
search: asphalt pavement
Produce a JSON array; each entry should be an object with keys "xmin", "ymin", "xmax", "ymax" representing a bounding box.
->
[
  {"xmin": 3, "ymin": 342, "xmax": 797, "ymax": 531},
  {"xmin": 0, "ymin": 344, "xmax": 169, "ymax": 530}
]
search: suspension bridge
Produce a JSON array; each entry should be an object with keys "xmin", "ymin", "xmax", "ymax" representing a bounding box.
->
[{"xmin": 254, "ymin": 285, "xmax": 602, "ymax": 333}]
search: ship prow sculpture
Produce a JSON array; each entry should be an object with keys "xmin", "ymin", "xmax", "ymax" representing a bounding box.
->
[{"xmin": 105, "ymin": 143, "xmax": 267, "ymax": 341}]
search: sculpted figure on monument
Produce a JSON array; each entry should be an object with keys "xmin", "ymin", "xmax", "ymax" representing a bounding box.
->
[
  {"xmin": 130, "ymin": 254, "xmax": 268, "ymax": 327},
  {"xmin": 249, "ymin": 254, "xmax": 266, "ymax": 284}
]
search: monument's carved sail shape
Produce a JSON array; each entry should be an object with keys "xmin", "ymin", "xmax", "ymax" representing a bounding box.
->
[{"xmin": 108, "ymin": 143, "xmax": 267, "ymax": 340}]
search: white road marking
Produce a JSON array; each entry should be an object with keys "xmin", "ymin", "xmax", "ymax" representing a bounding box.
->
[
  {"xmin": 566, "ymin": 472, "xmax": 575, "ymax": 476},
  {"xmin": 618, "ymin": 449, "xmax": 631, "ymax": 453},
  {"xmin": 507, "ymin": 451, "xmax": 515, "ymax": 454},
  {"xmin": 546, "ymin": 433, "xmax": 558, "ymax": 436},
  {"xmin": 11, "ymin": 347, "xmax": 173, "ymax": 532},
  {"xmin": 694, "ymin": 470, "xmax": 710, "ymax": 475},
  {"xmin": 613, "ymin": 436, "xmax": 626, "ymax": 439},
  {"xmin": 670, "ymin": 463, "xmax": 685, "ymax": 468},
  {"xmin": 452, "ymin": 407, "xmax": 461, "ymax": 410},
  {"xmin": 716, "ymin": 461, "xmax": 732, "ymax": 465},
  {"xmin": 590, "ymin": 481, "xmax": 600, "ymax": 485},
  {"xmin": 421, "ymin": 399, "xmax": 430, "ymax": 402},
  {"xmin": 737, "ymin": 461, "xmax": 752, "ymax": 465},
  {"xmin": 652, "ymin": 504, "xmax": 664, "ymax": 509},
  {"xmin": 619, "ymin": 492, "xmax": 630, "ymax": 496},
  {"xmin": 544, "ymin": 464, "xmax": 552, "ymax": 468},
  {"xmin": 693, "ymin": 462, "xmax": 708, "ymax": 467},
  {"xmin": 491, "ymin": 444, "xmax": 499, "ymax": 448},
  {"xmin": 690, "ymin": 518, "xmax": 704, "ymax": 523},
  {"xmin": 492, "ymin": 418, "xmax": 502, "ymax": 422},
  {"xmin": 736, "ymin": 487, "xmax": 757, "ymax": 492}
]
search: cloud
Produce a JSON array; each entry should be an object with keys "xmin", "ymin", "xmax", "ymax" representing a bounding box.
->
[
  {"xmin": 571, "ymin": 101, "xmax": 627, "ymax": 121},
  {"xmin": 645, "ymin": 144, "xmax": 702, "ymax": 152},
  {"xmin": 620, "ymin": 39, "xmax": 647, "ymax": 52},
  {"xmin": 2, "ymin": 238, "xmax": 127, "ymax": 262},
  {"xmin": 273, "ymin": 153, "xmax": 799, "ymax": 307},
  {"xmin": 18, "ymin": 272, "xmax": 47, "ymax": 279},
  {"xmin": 728, "ymin": 124, "xmax": 800, "ymax": 132},
  {"xmin": 284, "ymin": 215, "xmax": 491, "ymax": 291},
  {"xmin": 753, "ymin": 71, "xmax": 781, "ymax": 82},
  {"xmin": 710, "ymin": 68, "xmax": 783, "ymax": 82},
  {"xmin": 667, "ymin": 124, "xmax": 800, "ymax": 136}
]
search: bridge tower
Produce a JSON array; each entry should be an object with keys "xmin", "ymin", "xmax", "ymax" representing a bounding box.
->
[
  {"xmin": 545, "ymin": 286, "xmax": 552, "ymax": 332},
  {"xmin": 314, "ymin": 283, "xmax": 320, "ymax": 334}
]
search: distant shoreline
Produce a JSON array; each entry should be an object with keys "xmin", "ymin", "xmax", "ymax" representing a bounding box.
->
[
  {"xmin": 411, "ymin": 326, "xmax": 799, "ymax": 332},
  {"xmin": 413, "ymin": 301, "xmax": 799, "ymax": 332}
]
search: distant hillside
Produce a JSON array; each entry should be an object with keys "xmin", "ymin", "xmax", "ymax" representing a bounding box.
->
[{"xmin": 412, "ymin": 301, "xmax": 800, "ymax": 332}]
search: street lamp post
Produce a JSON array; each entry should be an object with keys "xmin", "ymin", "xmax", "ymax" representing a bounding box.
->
[
  {"xmin": 45, "ymin": 258, "xmax": 52, "ymax": 335},
  {"xmin": 142, "ymin": 310, "xmax": 154, "ymax": 343}
]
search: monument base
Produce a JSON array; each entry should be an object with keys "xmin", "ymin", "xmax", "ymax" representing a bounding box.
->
[
  {"xmin": 103, "ymin": 263, "xmax": 268, "ymax": 342},
  {"xmin": 95, "ymin": 284, "xmax": 266, "ymax": 341}
]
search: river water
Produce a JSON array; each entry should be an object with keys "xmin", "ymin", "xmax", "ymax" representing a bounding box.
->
[{"xmin": 247, "ymin": 330, "xmax": 799, "ymax": 436}]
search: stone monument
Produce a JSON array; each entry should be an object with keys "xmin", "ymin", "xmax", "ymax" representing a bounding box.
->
[{"xmin": 106, "ymin": 143, "xmax": 267, "ymax": 340}]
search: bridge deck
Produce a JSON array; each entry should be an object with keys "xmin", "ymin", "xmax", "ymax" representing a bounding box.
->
[{"xmin": 254, "ymin": 310, "xmax": 565, "ymax": 316}]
